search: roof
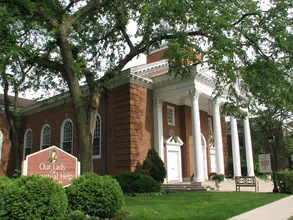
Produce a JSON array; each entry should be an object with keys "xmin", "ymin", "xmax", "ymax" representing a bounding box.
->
[{"xmin": 0, "ymin": 94, "xmax": 34, "ymax": 108}]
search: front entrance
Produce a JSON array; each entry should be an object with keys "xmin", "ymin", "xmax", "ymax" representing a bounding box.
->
[
  {"xmin": 168, "ymin": 151, "xmax": 180, "ymax": 181},
  {"xmin": 165, "ymin": 136, "xmax": 183, "ymax": 182}
]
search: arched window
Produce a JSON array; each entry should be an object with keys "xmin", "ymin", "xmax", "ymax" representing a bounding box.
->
[
  {"xmin": 24, "ymin": 129, "xmax": 33, "ymax": 159},
  {"xmin": 41, "ymin": 124, "xmax": 51, "ymax": 150},
  {"xmin": 0, "ymin": 131, "xmax": 3, "ymax": 163},
  {"xmin": 93, "ymin": 114, "xmax": 101, "ymax": 159},
  {"xmin": 61, "ymin": 119, "xmax": 73, "ymax": 154}
]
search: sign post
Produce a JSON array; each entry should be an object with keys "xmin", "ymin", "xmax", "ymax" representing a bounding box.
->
[{"xmin": 22, "ymin": 146, "xmax": 80, "ymax": 187}]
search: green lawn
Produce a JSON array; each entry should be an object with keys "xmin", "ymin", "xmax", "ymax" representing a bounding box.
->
[{"xmin": 121, "ymin": 191, "xmax": 288, "ymax": 220}]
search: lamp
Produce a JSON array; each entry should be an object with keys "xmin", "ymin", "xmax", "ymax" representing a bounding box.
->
[{"xmin": 268, "ymin": 135, "xmax": 279, "ymax": 193}]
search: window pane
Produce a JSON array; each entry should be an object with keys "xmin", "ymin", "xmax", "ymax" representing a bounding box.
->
[
  {"xmin": 93, "ymin": 116, "xmax": 101, "ymax": 157},
  {"xmin": 42, "ymin": 126, "xmax": 51, "ymax": 149},
  {"xmin": 63, "ymin": 142, "xmax": 72, "ymax": 154},
  {"xmin": 167, "ymin": 107, "xmax": 174, "ymax": 125},
  {"xmin": 62, "ymin": 121, "xmax": 73, "ymax": 154},
  {"xmin": 24, "ymin": 130, "xmax": 32, "ymax": 158}
]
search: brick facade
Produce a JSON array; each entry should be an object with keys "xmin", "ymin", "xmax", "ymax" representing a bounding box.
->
[{"xmin": 1, "ymin": 85, "xmax": 229, "ymax": 179}]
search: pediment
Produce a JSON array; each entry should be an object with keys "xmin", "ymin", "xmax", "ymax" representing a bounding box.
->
[{"xmin": 164, "ymin": 135, "xmax": 184, "ymax": 146}]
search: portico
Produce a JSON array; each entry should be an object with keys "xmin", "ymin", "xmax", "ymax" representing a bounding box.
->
[{"xmin": 148, "ymin": 61, "xmax": 255, "ymax": 182}]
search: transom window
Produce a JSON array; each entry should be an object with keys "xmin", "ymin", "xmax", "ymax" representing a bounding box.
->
[
  {"xmin": 41, "ymin": 125, "xmax": 51, "ymax": 150},
  {"xmin": 61, "ymin": 119, "xmax": 73, "ymax": 154},
  {"xmin": 167, "ymin": 106, "xmax": 175, "ymax": 126},
  {"xmin": 93, "ymin": 114, "xmax": 101, "ymax": 159},
  {"xmin": 24, "ymin": 129, "xmax": 33, "ymax": 159}
]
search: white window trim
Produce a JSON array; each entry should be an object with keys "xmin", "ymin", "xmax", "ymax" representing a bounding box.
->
[
  {"xmin": 40, "ymin": 124, "xmax": 51, "ymax": 150},
  {"xmin": 167, "ymin": 106, "xmax": 175, "ymax": 126},
  {"xmin": 23, "ymin": 129, "xmax": 33, "ymax": 159},
  {"xmin": 93, "ymin": 114, "xmax": 101, "ymax": 160},
  {"xmin": 0, "ymin": 131, "xmax": 3, "ymax": 163},
  {"xmin": 60, "ymin": 119, "xmax": 73, "ymax": 154}
]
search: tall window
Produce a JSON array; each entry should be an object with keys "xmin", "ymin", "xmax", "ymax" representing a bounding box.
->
[
  {"xmin": 167, "ymin": 106, "xmax": 175, "ymax": 125},
  {"xmin": 61, "ymin": 119, "xmax": 73, "ymax": 154},
  {"xmin": 0, "ymin": 131, "xmax": 3, "ymax": 163},
  {"xmin": 41, "ymin": 124, "xmax": 51, "ymax": 150},
  {"xmin": 24, "ymin": 129, "xmax": 33, "ymax": 159},
  {"xmin": 93, "ymin": 114, "xmax": 101, "ymax": 159}
]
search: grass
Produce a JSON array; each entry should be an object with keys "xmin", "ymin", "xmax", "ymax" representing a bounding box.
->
[{"xmin": 121, "ymin": 191, "xmax": 288, "ymax": 220}]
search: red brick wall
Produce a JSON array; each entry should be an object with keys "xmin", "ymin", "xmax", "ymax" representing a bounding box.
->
[
  {"xmin": 129, "ymin": 84, "xmax": 153, "ymax": 171},
  {"xmin": 21, "ymin": 102, "xmax": 78, "ymax": 159},
  {"xmin": 0, "ymin": 113, "xmax": 14, "ymax": 176},
  {"xmin": 147, "ymin": 49, "xmax": 167, "ymax": 64}
]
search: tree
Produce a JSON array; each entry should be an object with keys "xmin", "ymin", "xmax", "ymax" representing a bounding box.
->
[
  {"xmin": 249, "ymin": 108, "xmax": 293, "ymax": 171},
  {"xmin": 1, "ymin": 0, "xmax": 292, "ymax": 173},
  {"xmin": 0, "ymin": 6, "xmax": 34, "ymax": 170}
]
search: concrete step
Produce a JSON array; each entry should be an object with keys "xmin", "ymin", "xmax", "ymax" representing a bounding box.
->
[{"xmin": 162, "ymin": 182, "xmax": 211, "ymax": 192}]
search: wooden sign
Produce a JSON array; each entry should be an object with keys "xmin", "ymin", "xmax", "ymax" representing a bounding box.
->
[{"xmin": 22, "ymin": 146, "xmax": 80, "ymax": 187}]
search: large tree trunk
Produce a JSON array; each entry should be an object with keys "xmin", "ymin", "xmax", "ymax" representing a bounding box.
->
[
  {"xmin": 3, "ymin": 82, "xmax": 21, "ymax": 171},
  {"xmin": 58, "ymin": 30, "xmax": 97, "ymax": 173}
]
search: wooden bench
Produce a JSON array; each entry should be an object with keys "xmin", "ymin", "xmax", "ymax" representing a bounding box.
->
[{"xmin": 235, "ymin": 176, "xmax": 259, "ymax": 192}]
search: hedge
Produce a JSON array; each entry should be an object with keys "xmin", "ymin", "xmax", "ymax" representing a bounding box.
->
[
  {"xmin": 275, "ymin": 170, "xmax": 293, "ymax": 194},
  {"xmin": 115, "ymin": 171, "xmax": 161, "ymax": 194}
]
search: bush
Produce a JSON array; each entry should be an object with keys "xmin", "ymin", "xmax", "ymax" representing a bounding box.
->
[
  {"xmin": 0, "ymin": 175, "xmax": 68, "ymax": 220},
  {"xmin": 66, "ymin": 173, "xmax": 124, "ymax": 218},
  {"xmin": 275, "ymin": 170, "xmax": 293, "ymax": 194},
  {"xmin": 63, "ymin": 210, "xmax": 86, "ymax": 220},
  {"xmin": 211, "ymin": 174, "xmax": 225, "ymax": 182},
  {"xmin": 115, "ymin": 172, "xmax": 161, "ymax": 194},
  {"xmin": 142, "ymin": 148, "xmax": 166, "ymax": 183}
]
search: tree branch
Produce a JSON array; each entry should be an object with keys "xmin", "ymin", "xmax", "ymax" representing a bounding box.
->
[
  {"xmin": 111, "ymin": 3, "xmax": 134, "ymax": 50},
  {"xmin": 10, "ymin": 0, "xmax": 59, "ymax": 28},
  {"xmin": 64, "ymin": 0, "xmax": 110, "ymax": 30},
  {"xmin": 63, "ymin": 0, "xmax": 83, "ymax": 14},
  {"xmin": 233, "ymin": 12, "xmax": 262, "ymax": 26},
  {"xmin": 33, "ymin": 56, "xmax": 65, "ymax": 74}
]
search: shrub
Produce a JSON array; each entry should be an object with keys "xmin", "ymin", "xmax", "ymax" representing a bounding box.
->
[
  {"xmin": 64, "ymin": 210, "xmax": 86, "ymax": 220},
  {"xmin": 142, "ymin": 148, "xmax": 166, "ymax": 183},
  {"xmin": 0, "ymin": 175, "xmax": 68, "ymax": 220},
  {"xmin": 275, "ymin": 170, "xmax": 293, "ymax": 194},
  {"xmin": 66, "ymin": 173, "xmax": 124, "ymax": 218},
  {"xmin": 211, "ymin": 174, "xmax": 225, "ymax": 182},
  {"xmin": 115, "ymin": 171, "xmax": 161, "ymax": 194}
]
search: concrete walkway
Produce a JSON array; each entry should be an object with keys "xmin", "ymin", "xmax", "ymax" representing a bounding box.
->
[
  {"xmin": 202, "ymin": 178, "xmax": 293, "ymax": 220},
  {"xmin": 229, "ymin": 195, "xmax": 293, "ymax": 220}
]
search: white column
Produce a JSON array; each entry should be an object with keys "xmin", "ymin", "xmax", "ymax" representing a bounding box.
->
[
  {"xmin": 189, "ymin": 89, "xmax": 204, "ymax": 182},
  {"xmin": 153, "ymin": 97, "xmax": 164, "ymax": 162},
  {"xmin": 230, "ymin": 116, "xmax": 242, "ymax": 177},
  {"xmin": 244, "ymin": 115, "xmax": 255, "ymax": 176},
  {"xmin": 213, "ymin": 99, "xmax": 225, "ymax": 175}
]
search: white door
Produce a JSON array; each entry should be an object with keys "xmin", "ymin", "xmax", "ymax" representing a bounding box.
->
[
  {"xmin": 168, "ymin": 151, "xmax": 179, "ymax": 181},
  {"xmin": 210, "ymin": 149, "xmax": 216, "ymax": 173}
]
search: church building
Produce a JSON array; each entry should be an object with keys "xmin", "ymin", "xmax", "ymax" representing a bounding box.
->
[{"xmin": 0, "ymin": 46, "xmax": 255, "ymax": 182}]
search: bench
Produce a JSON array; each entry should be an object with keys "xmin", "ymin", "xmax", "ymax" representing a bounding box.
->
[{"xmin": 235, "ymin": 176, "xmax": 259, "ymax": 192}]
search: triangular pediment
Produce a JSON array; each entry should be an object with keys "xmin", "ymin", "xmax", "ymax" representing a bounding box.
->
[{"xmin": 164, "ymin": 136, "xmax": 184, "ymax": 145}]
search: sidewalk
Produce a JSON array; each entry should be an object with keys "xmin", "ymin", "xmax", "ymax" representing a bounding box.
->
[
  {"xmin": 229, "ymin": 195, "xmax": 293, "ymax": 220},
  {"xmin": 202, "ymin": 178, "xmax": 293, "ymax": 220}
]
